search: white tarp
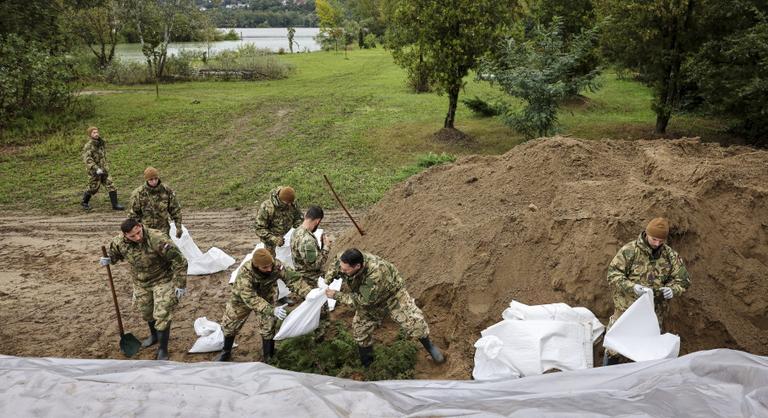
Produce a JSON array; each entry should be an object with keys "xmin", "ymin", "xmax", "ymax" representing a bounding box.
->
[
  {"xmin": 169, "ymin": 223, "xmax": 235, "ymax": 275},
  {"xmin": 603, "ymin": 292, "xmax": 681, "ymax": 361},
  {"xmin": 1, "ymin": 349, "xmax": 766, "ymax": 417},
  {"xmin": 473, "ymin": 300, "xmax": 604, "ymax": 380}
]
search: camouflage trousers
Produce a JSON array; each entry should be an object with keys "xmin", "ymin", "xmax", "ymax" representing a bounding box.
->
[
  {"xmin": 220, "ymin": 293, "xmax": 277, "ymax": 339},
  {"xmin": 352, "ymin": 288, "xmax": 430, "ymax": 348},
  {"xmin": 133, "ymin": 280, "xmax": 177, "ymax": 331},
  {"xmin": 85, "ymin": 173, "xmax": 117, "ymax": 195}
]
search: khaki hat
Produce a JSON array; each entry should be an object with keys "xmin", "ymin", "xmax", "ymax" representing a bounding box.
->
[
  {"xmin": 251, "ymin": 248, "xmax": 274, "ymax": 269},
  {"xmin": 646, "ymin": 217, "xmax": 669, "ymax": 239},
  {"xmin": 144, "ymin": 166, "xmax": 160, "ymax": 181},
  {"xmin": 278, "ymin": 186, "xmax": 296, "ymax": 204},
  {"xmin": 86, "ymin": 126, "xmax": 98, "ymax": 136}
]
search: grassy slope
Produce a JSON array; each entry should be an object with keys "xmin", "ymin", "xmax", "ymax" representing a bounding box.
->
[{"xmin": 0, "ymin": 49, "xmax": 732, "ymax": 212}]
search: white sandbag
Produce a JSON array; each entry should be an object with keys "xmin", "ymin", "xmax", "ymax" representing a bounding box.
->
[
  {"xmin": 503, "ymin": 300, "xmax": 605, "ymax": 343},
  {"xmin": 274, "ymin": 288, "xmax": 327, "ymax": 340},
  {"xmin": 603, "ymin": 293, "xmax": 680, "ymax": 362},
  {"xmin": 188, "ymin": 317, "xmax": 237, "ymax": 353},
  {"xmin": 319, "ymin": 277, "xmax": 343, "ymax": 311},
  {"xmin": 472, "ymin": 335, "xmax": 520, "ymax": 380},
  {"xmin": 169, "ymin": 223, "xmax": 235, "ymax": 275}
]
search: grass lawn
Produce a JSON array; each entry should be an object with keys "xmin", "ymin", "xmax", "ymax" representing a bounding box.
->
[{"xmin": 0, "ymin": 48, "xmax": 735, "ymax": 212}]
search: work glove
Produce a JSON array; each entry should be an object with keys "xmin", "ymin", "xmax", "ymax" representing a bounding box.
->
[
  {"xmin": 273, "ymin": 304, "xmax": 288, "ymax": 320},
  {"xmin": 633, "ymin": 284, "xmax": 652, "ymax": 297},
  {"xmin": 99, "ymin": 256, "xmax": 111, "ymax": 266},
  {"xmin": 96, "ymin": 168, "xmax": 104, "ymax": 175},
  {"xmin": 275, "ymin": 236, "xmax": 285, "ymax": 247},
  {"xmin": 175, "ymin": 287, "xmax": 187, "ymax": 300},
  {"xmin": 660, "ymin": 286, "xmax": 674, "ymax": 300},
  {"xmin": 175, "ymin": 228, "xmax": 183, "ymax": 239}
]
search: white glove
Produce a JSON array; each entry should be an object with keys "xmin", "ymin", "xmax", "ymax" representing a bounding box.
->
[
  {"xmin": 96, "ymin": 168, "xmax": 104, "ymax": 175},
  {"xmin": 175, "ymin": 288, "xmax": 187, "ymax": 300},
  {"xmin": 633, "ymin": 284, "xmax": 652, "ymax": 297},
  {"xmin": 273, "ymin": 304, "xmax": 288, "ymax": 320},
  {"xmin": 660, "ymin": 286, "xmax": 674, "ymax": 300},
  {"xmin": 99, "ymin": 257, "xmax": 111, "ymax": 266}
]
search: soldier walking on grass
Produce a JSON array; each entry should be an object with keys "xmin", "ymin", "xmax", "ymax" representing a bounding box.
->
[
  {"xmin": 254, "ymin": 186, "xmax": 302, "ymax": 256},
  {"xmin": 604, "ymin": 217, "xmax": 691, "ymax": 366},
  {"xmin": 81, "ymin": 126, "xmax": 125, "ymax": 211},
  {"xmin": 100, "ymin": 218, "xmax": 188, "ymax": 360},
  {"xmin": 214, "ymin": 249, "xmax": 313, "ymax": 362},
  {"xmin": 129, "ymin": 167, "xmax": 183, "ymax": 238},
  {"xmin": 324, "ymin": 248, "xmax": 445, "ymax": 367}
]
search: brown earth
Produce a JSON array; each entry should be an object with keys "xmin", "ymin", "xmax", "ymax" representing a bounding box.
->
[{"xmin": 1, "ymin": 136, "xmax": 767, "ymax": 381}]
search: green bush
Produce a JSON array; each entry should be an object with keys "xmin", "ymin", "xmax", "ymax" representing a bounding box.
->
[
  {"xmin": 164, "ymin": 51, "xmax": 196, "ymax": 80},
  {"xmin": 222, "ymin": 29, "xmax": 240, "ymax": 41},
  {"xmin": 104, "ymin": 59, "xmax": 151, "ymax": 85},
  {"xmin": 462, "ymin": 96, "xmax": 504, "ymax": 117},
  {"xmin": 417, "ymin": 152, "xmax": 457, "ymax": 168},
  {"xmin": 201, "ymin": 45, "xmax": 294, "ymax": 80},
  {"xmin": 363, "ymin": 33, "xmax": 378, "ymax": 49}
]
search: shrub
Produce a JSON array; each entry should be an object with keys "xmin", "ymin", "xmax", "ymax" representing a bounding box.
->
[
  {"xmin": 222, "ymin": 29, "xmax": 240, "ymax": 41},
  {"xmin": 462, "ymin": 96, "xmax": 504, "ymax": 117},
  {"xmin": 417, "ymin": 152, "xmax": 457, "ymax": 168},
  {"xmin": 103, "ymin": 59, "xmax": 150, "ymax": 85}
]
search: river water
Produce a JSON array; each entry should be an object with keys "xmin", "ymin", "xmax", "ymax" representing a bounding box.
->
[{"xmin": 115, "ymin": 28, "xmax": 321, "ymax": 61}]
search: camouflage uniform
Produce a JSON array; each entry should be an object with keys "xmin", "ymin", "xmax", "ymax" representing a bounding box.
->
[
  {"xmin": 254, "ymin": 187, "xmax": 302, "ymax": 255},
  {"xmin": 82, "ymin": 137, "xmax": 117, "ymax": 194},
  {"xmin": 129, "ymin": 181, "xmax": 182, "ymax": 236},
  {"xmin": 221, "ymin": 260, "xmax": 312, "ymax": 339},
  {"xmin": 108, "ymin": 227, "xmax": 187, "ymax": 331},
  {"xmin": 324, "ymin": 251, "xmax": 430, "ymax": 347},
  {"xmin": 290, "ymin": 225, "xmax": 329, "ymax": 287}
]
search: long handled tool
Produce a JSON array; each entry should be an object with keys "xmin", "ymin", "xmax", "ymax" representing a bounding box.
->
[
  {"xmin": 101, "ymin": 246, "xmax": 141, "ymax": 357},
  {"xmin": 323, "ymin": 174, "xmax": 365, "ymax": 236}
]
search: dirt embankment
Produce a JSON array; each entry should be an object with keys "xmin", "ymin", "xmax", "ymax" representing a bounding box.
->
[{"xmin": 332, "ymin": 137, "xmax": 768, "ymax": 378}]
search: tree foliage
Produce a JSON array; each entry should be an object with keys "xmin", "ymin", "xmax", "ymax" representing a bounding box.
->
[
  {"xmin": 479, "ymin": 18, "xmax": 601, "ymax": 138},
  {"xmin": 64, "ymin": 0, "xmax": 123, "ymax": 68},
  {"xmin": 387, "ymin": 0, "xmax": 518, "ymax": 130}
]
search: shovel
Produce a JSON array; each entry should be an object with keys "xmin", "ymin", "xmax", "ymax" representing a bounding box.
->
[{"xmin": 101, "ymin": 246, "xmax": 141, "ymax": 357}]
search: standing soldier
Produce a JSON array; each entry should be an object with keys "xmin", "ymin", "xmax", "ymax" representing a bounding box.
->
[
  {"xmin": 213, "ymin": 249, "xmax": 312, "ymax": 362},
  {"xmin": 254, "ymin": 186, "xmax": 302, "ymax": 256},
  {"xmin": 324, "ymin": 248, "xmax": 445, "ymax": 367},
  {"xmin": 100, "ymin": 218, "xmax": 188, "ymax": 360},
  {"xmin": 604, "ymin": 217, "xmax": 691, "ymax": 365},
  {"xmin": 129, "ymin": 167, "xmax": 183, "ymax": 238},
  {"xmin": 290, "ymin": 205, "xmax": 331, "ymax": 287},
  {"xmin": 81, "ymin": 126, "xmax": 125, "ymax": 211}
]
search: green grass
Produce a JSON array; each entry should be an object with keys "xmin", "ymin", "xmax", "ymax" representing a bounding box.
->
[{"xmin": 0, "ymin": 49, "xmax": 738, "ymax": 212}]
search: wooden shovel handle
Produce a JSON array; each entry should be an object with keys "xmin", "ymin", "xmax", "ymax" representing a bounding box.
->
[
  {"xmin": 101, "ymin": 246, "xmax": 125, "ymax": 336},
  {"xmin": 323, "ymin": 174, "xmax": 365, "ymax": 236}
]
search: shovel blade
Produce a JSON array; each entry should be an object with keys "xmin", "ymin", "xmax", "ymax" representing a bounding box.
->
[{"xmin": 120, "ymin": 333, "xmax": 142, "ymax": 357}]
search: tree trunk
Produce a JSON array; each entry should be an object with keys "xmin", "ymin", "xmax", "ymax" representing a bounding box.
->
[
  {"xmin": 655, "ymin": 113, "xmax": 670, "ymax": 134},
  {"xmin": 444, "ymin": 82, "xmax": 460, "ymax": 129}
]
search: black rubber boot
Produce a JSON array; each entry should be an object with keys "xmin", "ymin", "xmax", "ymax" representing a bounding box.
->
[
  {"xmin": 81, "ymin": 192, "xmax": 92, "ymax": 211},
  {"xmin": 142, "ymin": 320, "xmax": 158, "ymax": 348},
  {"xmin": 358, "ymin": 345, "xmax": 374, "ymax": 368},
  {"xmin": 214, "ymin": 336, "xmax": 235, "ymax": 362},
  {"xmin": 108, "ymin": 191, "xmax": 124, "ymax": 210},
  {"xmin": 156, "ymin": 326, "xmax": 170, "ymax": 360},
  {"xmin": 419, "ymin": 337, "xmax": 445, "ymax": 363},
  {"xmin": 262, "ymin": 338, "xmax": 275, "ymax": 363}
]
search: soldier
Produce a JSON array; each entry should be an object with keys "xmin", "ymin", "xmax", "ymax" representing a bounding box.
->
[
  {"xmin": 290, "ymin": 205, "xmax": 331, "ymax": 288},
  {"xmin": 604, "ymin": 217, "xmax": 690, "ymax": 366},
  {"xmin": 214, "ymin": 248, "xmax": 312, "ymax": 362},
  {"xmin": 254, "ymin": 186, "xmax": 302, "ymax": 256},
  {"xmin": 324, "ymin": 248, "xmax": 445, "ymax": 367},
  {"xmin": 129, "ymin": 167, "xmax": 183, "ymax": 238},
  {"xmin": 81, "ymin": 126, "xmax": 125, "ymax": 211},
  {"xmin": 99, "ymin": 218, "xmax": 188, "ymax": 360}
]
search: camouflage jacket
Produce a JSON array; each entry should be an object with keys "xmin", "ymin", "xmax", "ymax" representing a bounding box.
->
[
  {"xmin": 128, "ymin": 181, "xmax": 182, "ymax": 233},
  {"xmin": 607, "ymin": 232, "xmax": 690, "ymax": 318},
  {"xmin": 82, "ymin": 137, "xmax": 109, "ymax": 176},
  {"xmin": 231, "ymin": 259, "xmax": 312, "ymax": 316},
  {"xmin": 107, "ymin": 226, "xmax": 188, "ymax": 288},
  {"xmin": 324, "ymin": 251, "xmax": 405, "ymax": 312},
  {"xmin": 254, "ymin": 187, "xmax": 302, "ymax": 247},
  {"xmin": 290, "ymin": 225, "xmax": 328, "ymax": 283}
]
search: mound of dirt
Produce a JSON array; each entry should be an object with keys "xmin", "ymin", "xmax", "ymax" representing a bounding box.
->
[{"xmin": 333, "ymin": 136, "xmax": 768, "ymax": 378}]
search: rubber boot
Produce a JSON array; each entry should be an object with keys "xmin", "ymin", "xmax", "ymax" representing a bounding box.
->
[
  {"xmin": 109, "ymin": 191, "xmax": 124, "ymax": 210},
  {"xmin": 156, "ymin": 326, "xmax": 170, "ymax": 360},
  {"xmin": 81, "ymin": 192, "xmax": 92, "ymax": 211},
  {"xmin": 142, "ymin": 320, "xmax": 158, "ymax": 348},
  {"xmin": 358, "ymin": 345, "xmax": 374, "ymax": 368},
  {"xmin": 214, "ymin": 336, "xmax": 235, "ymax": 362},
  {"xmin": 419, "ymin": 337, "xmax": 445, "ymax": 363},
  {"xmin": 262, "ymin": 338, "xmax": 275, "ymax": 363}
]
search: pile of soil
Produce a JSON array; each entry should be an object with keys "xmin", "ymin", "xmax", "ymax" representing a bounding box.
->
[{"xmin": 333, "ymin": 136, "xmax": 768, "ymax": 378}]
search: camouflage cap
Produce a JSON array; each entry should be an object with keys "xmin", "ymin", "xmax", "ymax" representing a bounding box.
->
[
  {"xmin": 144, "ymin": 166, "xmax": 160, "ymax": 181},
  {"xmin": 252, "ymin": 248, "xmax": 274, "ymax": 269},
  {"xmin": 646, "ymin": 217, "xmax": 669, "ymax": 239},
  {"xmin": 278, "ymin": 186, "xmax": 296, "ymax": 204}
]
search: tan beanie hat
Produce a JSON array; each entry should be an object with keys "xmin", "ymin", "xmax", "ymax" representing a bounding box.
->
[
  {"xmin": 646, "ymin": 217, "xmax": 670, "ymax": 239},
  {"xmin": 86, "ymin": 126, "xmax": 98, "ymax": 136},
  {"xmin": 144, "ymin": 166, "xmax": 160, "ymax": 181},
  {"xmin": 278, "ymin": 186, "xmax": 296, "ymax": 204},
  {"xmin": 251, "ymin": 248, "xmax": 274, "ymax": 269}
]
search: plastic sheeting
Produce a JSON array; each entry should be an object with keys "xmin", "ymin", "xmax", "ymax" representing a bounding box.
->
[
  {"xmin": 169, "ymin": 223, "xmax": 235, "ymax": 275},
  {"xmin": 1, "ymin": 349, "xmax": 766, "ymax": 417}
]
